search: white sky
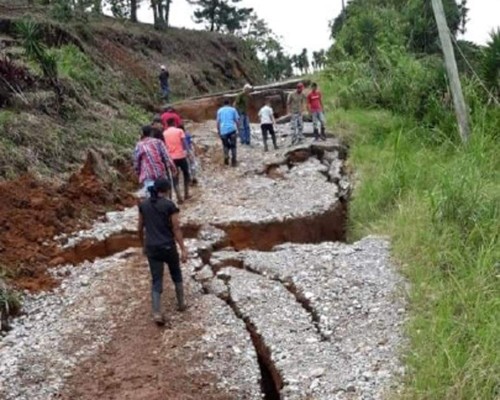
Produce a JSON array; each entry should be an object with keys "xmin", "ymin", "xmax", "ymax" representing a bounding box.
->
[{"xmin": 138, "ymin": 0, "xmax": 499, "ymax": 54}]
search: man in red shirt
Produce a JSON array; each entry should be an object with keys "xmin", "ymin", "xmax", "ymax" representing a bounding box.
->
[
  {"xmin": 307, "ymin": 82, "xmax": 327, "ymax": 141},
  {"xmin": 161, "ymin": 105, "xmax": 182, "ymax": 129}
]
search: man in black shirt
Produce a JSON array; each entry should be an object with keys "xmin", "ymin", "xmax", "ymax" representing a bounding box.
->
[
  {"xmin": 159, "ymin": 65, "xmax": 170, "ymax": 101},
  {"xmin": 138, "ymin": 177, "xmax": 188, "ymax": 325}
]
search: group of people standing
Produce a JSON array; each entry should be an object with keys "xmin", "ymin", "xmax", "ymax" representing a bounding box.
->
[
  {"xmin": 137, "ymin": 76, "xmax": 327, "ymax": 326},
  {"xmin": 216, "ymin": 81, "xmax": 327, "ymax": 166}
]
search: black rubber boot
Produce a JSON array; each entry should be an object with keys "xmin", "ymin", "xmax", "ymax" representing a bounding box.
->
[
  {"xmin": 174, "ymin": 185, "xmax": 183, "ymax": 204},
  {"xmin": 321, "ymin": 126, "xmax": 327, "ymax": 140},
  {"xmin": 313, "ymin": 128, "xmax": 320, "ymax": 141},
  {"xmin": 175, "ymin": 282, "xmax": 187, "ymax": 312},
  {"xmin": 152, "ymin": 291, "xmax": 165, "ymax": 325}
]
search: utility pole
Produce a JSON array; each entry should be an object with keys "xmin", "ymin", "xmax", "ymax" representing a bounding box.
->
[
  {"xmin": 342, "ymin": 0, "xmax": 346, "ymax": 12},
  {"xmin": 431, "ymin": 0, "xmax": 470, "ymax": 143}
]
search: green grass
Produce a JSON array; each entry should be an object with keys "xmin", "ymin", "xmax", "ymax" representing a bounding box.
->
[
  {"xmin": 53, "ymin": 44, "xmax": 101, "ymax": 94},
  {"xmin": 321, "ymin": 78, "xmax": 500, "ymax": 399}
]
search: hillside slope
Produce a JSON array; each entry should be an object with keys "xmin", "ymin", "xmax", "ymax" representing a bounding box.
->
[{"xmin": 0, "ymin": 4, "xmax": 263, "ymax": 179}]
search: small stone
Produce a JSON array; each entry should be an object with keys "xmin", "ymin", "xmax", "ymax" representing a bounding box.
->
[{"xmin": 309, "ymin": 368, "xmax": 325, "ymax": 378}]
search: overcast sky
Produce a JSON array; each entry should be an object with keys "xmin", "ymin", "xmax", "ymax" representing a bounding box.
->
[{"xmin": 138, "ymin": 0, "xmax": 499, "ymax": 54}]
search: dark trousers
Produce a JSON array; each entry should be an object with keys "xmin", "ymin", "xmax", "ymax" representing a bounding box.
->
[
  {"xmin": 238, "ymin": 113, "xmax": 251, "ymax": 144},
  {"xmin": 146, "ymin": 245, "xmax": 183, "ymax": 294},
  {"xmin": 261, "ymin": 124, "xmax": 277, "ymax": 150},
  {"xmin": 221, "ymin": 132, "xmax": 237, "ymax": 162},
  {"xmin": 173, "ymin": 158, "xmax": 190, "ymax": 186}
]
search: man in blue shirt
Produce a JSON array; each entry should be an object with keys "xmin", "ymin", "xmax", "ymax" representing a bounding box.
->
[{"xmin": 216, "ymin": 99, "xmax": 239, "ymax": 167}]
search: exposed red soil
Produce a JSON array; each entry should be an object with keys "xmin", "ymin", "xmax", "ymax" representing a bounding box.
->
[
  {"xmin": 0, "ymin": 156, "xmax": 136, "ymax": 292},
  {"xmin": 59, "ymin": 261, "xmax": 233, "ymax": 400}
]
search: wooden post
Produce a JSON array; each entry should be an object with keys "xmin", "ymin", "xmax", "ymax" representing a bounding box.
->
[{"xmin": 431, "ymin": 0, "xmax": 470, "ymax": 143}]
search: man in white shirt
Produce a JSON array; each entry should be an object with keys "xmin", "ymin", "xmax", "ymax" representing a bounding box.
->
[{"xmin": 258, "ymin": 99, "xmax": 278, "ymax": 151}]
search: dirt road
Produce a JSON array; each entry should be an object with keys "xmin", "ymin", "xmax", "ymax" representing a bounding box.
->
[{"xmin": 0, "ymin": 122, "xmax": 406, "ymax": 400}]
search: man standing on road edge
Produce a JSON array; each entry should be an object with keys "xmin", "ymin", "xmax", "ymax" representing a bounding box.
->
[
  {"xmin": 234, "ymin": 83, "xmax": 252, "ymax": 145},
  {"xmin": 159, "ymin": 65, "xmax": 170, "ymax": 101},
  {"xmin": 138, "ymin": 177, "xmax": 188, "ymax": 326},
  {"xmin": 307, "ymin": 82, "xmax": 327, "ymax": 141},
  {"xmin": 217, "ymin": 99, "xmax": 239, "ymax": 167},
  {"xmin": 287, "ymin": 82, "xmax": 307, "ymax": 145}
]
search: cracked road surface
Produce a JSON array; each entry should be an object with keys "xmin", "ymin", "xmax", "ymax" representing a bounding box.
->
[{"xmin": 0, "ymin": 122, "xmax": 406, "ymax": 399}]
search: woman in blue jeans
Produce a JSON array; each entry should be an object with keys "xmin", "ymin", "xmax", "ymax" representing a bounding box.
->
[{"xmin": 138, "ymin": 177, "xmax": 188, "ymax": 325}]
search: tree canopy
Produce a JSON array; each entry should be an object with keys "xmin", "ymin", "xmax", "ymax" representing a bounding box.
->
[{"xmin": 187, "ymin": 0, "xmax": 253, "ymax": 33}]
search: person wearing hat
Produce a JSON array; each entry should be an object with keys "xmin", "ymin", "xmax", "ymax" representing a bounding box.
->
[
  {"xmin": 234, "ymin": 83, "xmax": 253, "ymax": 145},
  {"xmin": 138, "ymin": 177, "xmax": 188, "ymax": 326},
  {"xmin": 159, "ymin": 65, "xmax": 170, "ymax": 101},
  {"xmin": 287, "ymin": 82, "xmax": 307, "ymax": 145}
]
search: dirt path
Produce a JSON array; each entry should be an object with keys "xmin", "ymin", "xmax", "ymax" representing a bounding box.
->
[{"xmin": 59, "ymin": 256, "xmax": 234, "ymax": 400}]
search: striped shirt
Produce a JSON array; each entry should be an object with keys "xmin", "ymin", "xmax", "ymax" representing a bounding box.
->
[{"xmin": 133, "ymin": 137, "xmax": 174, "ymax": 184}]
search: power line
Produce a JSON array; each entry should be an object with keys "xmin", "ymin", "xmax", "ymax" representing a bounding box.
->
[{"xmin": 449, "ymin": 29, "xmax": 500, "ymax": 106}]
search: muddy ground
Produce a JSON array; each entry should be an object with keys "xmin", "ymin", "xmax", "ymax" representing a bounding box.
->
[{"xmin": 0, "ymin": 122, "xmax": 407, "ymax": 400}]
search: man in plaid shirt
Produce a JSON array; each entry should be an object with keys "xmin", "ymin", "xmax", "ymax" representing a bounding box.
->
[{"xmin": 134, "ymin": 125, "xmax": 177, "ymax": 197}]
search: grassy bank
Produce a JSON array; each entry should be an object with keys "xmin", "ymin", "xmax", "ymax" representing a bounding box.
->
[{"xmin": 320, "ymin": 78, "xmax": 499, "ymax": 398}]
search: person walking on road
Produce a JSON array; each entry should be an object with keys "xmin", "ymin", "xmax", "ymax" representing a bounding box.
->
[
  {"xmin": 151, "ymin": 115, "xmax": 164, "ymax": 140},
  {"xmin": 180, "ymin": 124, "xmax": 199, "ymax": 185},
  {"xmin": 138, "ymin": 177, "xmax": 188, "ymax": 326},
  {"xmin": 217, "ymin": 99, "xmax": 239, "ymax": 167},
  {"xmin": 307, "ymin": 82, "xmax": 327, "ymax": 141},
  {"xmin": 163, "ymin": 118, "xmax": 191, "ymax": 204},
  {"xmin": 287, "ymin": 82, "xmax": 307, "ymax": 146},
  {"xmin": 234, "ymin": 83, "xmax": 252, "ymax": 145},
  {"xmin": 258, "ymin": 99, "xmax": 278, "ymax": 152},
  {"xmin": 159, "ymin": 65, "xmax": 170, "ymax": 101},
  {"xmin": 133, "ymin": 125, "xmax": 177, "ymax": 198},
  {"xmin": 161, "ymin": 105, "xmax": 182, "ymax": 129}
]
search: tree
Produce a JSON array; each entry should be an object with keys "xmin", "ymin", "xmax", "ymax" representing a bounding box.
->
[
  {"xmin": 130, "ymin": 0, "xmax": 139, "ymax": 22},
  {"xmin": 330, "ymin": 0, "xmax": 462, "ymax": 55},
  {"xmin": 299, "ymin": 48, "xmax": 310, "ymax": 74},
  {"xmin": 458, "ymin": 0, "xmax": 468, "ymax": 35},
  {"xmin": 312, "ymin": 49, "xmax": 327, "ymax": 71},
  {"xmin": 188, "ymin": 0, "xmax": 252, "ymax": 33},
  {"xmin": 482, "ymin": 29, "xmax": 500, "ymax": 99},
  {"xmin": 150, "ymin": 0, "xmax": 173, "ymax": 29},
  {"xmin": 108, "ymin": 0, "xmax": 130, "ymax": 19}
]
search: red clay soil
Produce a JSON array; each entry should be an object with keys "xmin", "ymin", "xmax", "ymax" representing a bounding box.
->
[
  {"xmin": 59, "ymin": 286, "xmax": 233, "ymax": 400},
  {"xmin": 0, "ymin": 159, "xmax": 135, "ymax": 292}
]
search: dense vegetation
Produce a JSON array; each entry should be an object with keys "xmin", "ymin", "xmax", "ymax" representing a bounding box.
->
[{"xmin": 322, "ymin": 0, "xmax": 499, "ymax": 398}]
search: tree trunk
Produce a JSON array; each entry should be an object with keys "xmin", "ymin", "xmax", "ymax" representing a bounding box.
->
[
  {"xmin": 151, "ymin": 0, "xmax": 159, "ymax": 26},
  {"xmin": 164, "ymin": 0, "xmax": 171, "ymax": 28},
  {"xmin": 130, "ymin": 0, "xmax": 138, "ymax": 22},
  {"xmin": 209, "ymin": 0, "xmax": 217, "ymax": 32}
]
